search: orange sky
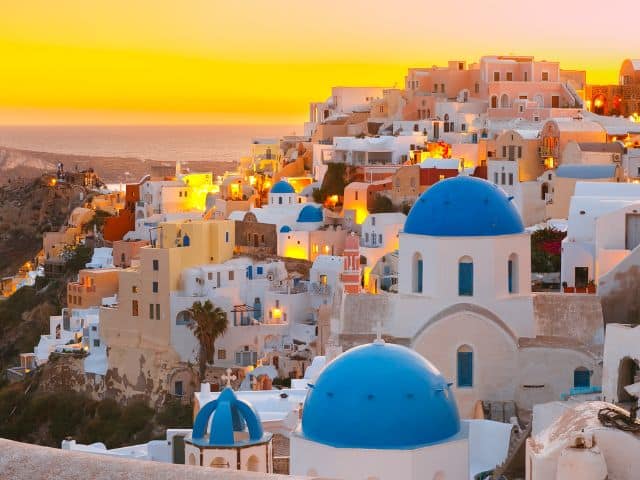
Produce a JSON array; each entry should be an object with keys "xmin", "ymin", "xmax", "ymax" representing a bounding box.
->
[{"xmin": 0, "ymin": 0, "xmax": 635, "ymax": 125}]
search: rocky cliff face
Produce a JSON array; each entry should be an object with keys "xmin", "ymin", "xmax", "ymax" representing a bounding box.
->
[{"xmin": 0, "ymin": 146, "xmax": 232, "ymax": 185}]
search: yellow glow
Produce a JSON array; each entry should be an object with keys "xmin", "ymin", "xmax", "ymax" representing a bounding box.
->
[
  {"xmin": 283, "ymin": 245, "xmax": 308, "ymax": 260},
  {"xmin": 50, "ymin": 178, "xmax": 57, "ymax": 186},
  {"xmin": 181, "ymin": 173, "xmax": 219, "ymax": 211},
  {"xmin": 248, "ymin": 176, "xmax": 256, "ymax": 186},
  {"xmin": 271, "ymin": 308, "xmax": 282, "ymax": 319},
  {"xmin": 0, "ymin": 1, "xmax": 627, "ymax": 124},
  {"xmin": 363, "ymin": 266, "xmax": 372, "ymax": 293},
  {"xmin": 354, "ymin": 207, "xmax": 368, "ymax": 225},
  {"xmin": 544, "ymin": 157, "xmax": 555, "ymax": 169}
]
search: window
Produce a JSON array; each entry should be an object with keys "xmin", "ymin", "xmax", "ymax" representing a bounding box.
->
[
  {"xmin": 457, "ymin": 345, "xmax": 473, "ymax": 387},
  {"xmin": 458, "ymin": 257, "xmax": 473, "ymax": 296},
  {"xmin": 278, "ymin": 197, "xmax": 283, "ymax": 205},
  {"xmin": 93, "ymin": 339, "xmax": 100, "ymax": 348},
  {"xmin": 257, "ymin": 266, "xmax": 263, "ymax": 275},
  {"xmin": 152, "ymin": 259, "xmax": 159, "ymax": 271},
  {"xmin": 506, "ymin": 72, "xmax": 513, "ymax": 81},
  {"xmin": 433, "ymin": 83, "xmax": 438, "ymax": 93},
  {"xmin": 379, "ymin": 234, "xmax": 382, "ymax": 244},
  {"xmin": 508, "ymin": 173, "xmax": 513, "ymax": 185},
  {"xmin": 208, "ymin": 272, "xmax": 213, "ymax": 281},
  {"xmin": 413, "ymin": 253, "xmax": 423, "ymax": 293},
  {"xmin": 502, "ymin": 146, "xmax": 507, "ymax": 158},
  {"xmin": 365, "ymin": 232, "xmax": 369, "ymax": 243},
  {"xmin": 494, "ymin": 172, "xmax": 499, "ymax": 184},
  {"xmin": 372, "ymin": 217, "xmax": 376, "ymax": 226},
  {"xmin": 155, "ymin": 303, "xmax": 160, "ymax": 320},
  {"xmin": 501, "ymin": 172, "xmax": 506, "ymax": 185},
  {"xmin": 225, "ymin": 231, "xmax": 229, "ymax": 243},
  {"xmin": 493, "ymin": 72, "xmax": 500, "ymax": 81},
  {"xmin": 229, "ymin": 270, "xmax": 234, "ymax": 281},
  {"xmin": 152, "ymin": 281, "xmax": 158, "ymax": 293},
  {"xmin": 508, "ymin": 254, "xmax": 518, "ymax": 293},
  {"xmin": 474, "ymin": 82, "xmax": 479, "ymax": 94},
  {"xmin": 575, "ymin": 267, "xmax": 589, "ymax": 289},
  {"xmin": 355, "ymin": 191, "xmax": 359, "ymax": 201},
  {"xmin": 440, "ymin": 83, "xmax": 445, "ymax": 93},
  {"xmin": 132, "ymin": 300, "xmax": 139, "ymax": 316},
  {"xmin": 174, "ymin": 381, "xmax": 183, "ymax": 396},
  {"xmin": 132, "ymin": 285, "xmax": 138, "ymax": 294},
  {"xmin": 574, "ymin": 367, "xmax": 590, "ymax": 388},
  {"xmin": 518, "ymin": 146, "xmax": 522, "ymax": 158},
  {"xmin": 320, "ymin": 274, "xmax": 327, "ymax": 285},
  {"xmin": 491, "ymin": 96, "xmax": 498, "ymax": 109},
  {"xmin": 524, "ymin": 71, "xmax": 528, "ymax": 82},
  {"xmin": 461, "ymin": 123, "xmax": 466, "ymax": 132},
  {"xmin": 218, "ymin": 349, "xmax": 226, "ymax": 360},
  {"xmin": 542, "ymin": 71, "xmax": 549, "ymax": 81},
  {"xmin": 216, "ymin": 271, "xmax": 221, "ymax": 288},
  {"xmin": 149, "ymin": 303, "xmax": 154, "ymax": 319}
]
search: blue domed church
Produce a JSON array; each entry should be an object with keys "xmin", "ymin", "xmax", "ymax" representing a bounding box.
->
[
  {"xmin": 330, "ymin": 176, "xmax": 602, "ymax": 420},
  {"xmin": 291, "ymin": 340, "xmax": 469, "ymax": 479}
]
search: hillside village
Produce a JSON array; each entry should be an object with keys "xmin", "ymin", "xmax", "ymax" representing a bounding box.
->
[{"xmin": 3, "ymin": 55, "xmax": 640, "ymax": 480}]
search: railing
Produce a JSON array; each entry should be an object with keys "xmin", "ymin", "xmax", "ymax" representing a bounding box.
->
[
  {"xmin": 310, "ymin": 282, "xmax": 331, "ymax": 296},
  {"xmin": 269, "ymin": 283, "xmax": 308, "ymax": 294}
]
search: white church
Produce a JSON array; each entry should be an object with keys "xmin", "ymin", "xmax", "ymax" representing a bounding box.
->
[{"xmin": 332, "ymin": 176, "xmax": 604, "ymax": 417}]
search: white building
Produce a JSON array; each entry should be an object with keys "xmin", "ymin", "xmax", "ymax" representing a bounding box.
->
[{"xmin": 560, "ymin": 182, "xmax": 640, "ymax": 289}]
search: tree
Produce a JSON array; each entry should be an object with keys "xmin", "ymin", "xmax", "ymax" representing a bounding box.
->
[{"xmin": 188, "ymin": 300, "xmax": 228, "ymax": 381}]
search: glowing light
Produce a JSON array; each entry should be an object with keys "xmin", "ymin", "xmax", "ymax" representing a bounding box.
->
[
  {"xmin": 593, "ymin": 98, "xmax": 604, "ymax": 108},
  {"xmin": 49, "ymin": 178, "xmax": 57, "ymax": 187},
  {"xmin": 271, "ymin": 307, "xmax": 282, "ymax": 319},
  {"xmin": 283, "ymin": 245, "xmax": 308, "ymax": 260},
  {"xmin": 544, "ymin": 157, "xmax": 555, "ymax": 169}
]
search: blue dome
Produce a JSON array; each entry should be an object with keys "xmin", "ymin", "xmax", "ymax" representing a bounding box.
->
[
  {"xmin": 404, "ymin": 176, "xmax": 524, "ymax": 236},
  {"xmin": 301, "ymin": 342, "xmax": 460, "ymax": 449},
  {"xmin": 270, "ymin": 180, "xmax": 295, "ymax": 194},
  {"xmin": 297, "ymin": 205, "xmax": 323, "ymax": 223},
  {"xmin": 280, "ymin": 225, "xmax": 292, "ymax": 233},
  {"xmin": 191, "ymin": 387, "xmax": 269, "ymax": 447}
]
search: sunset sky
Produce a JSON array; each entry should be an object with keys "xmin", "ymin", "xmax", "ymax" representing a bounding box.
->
[{"xmin": 0, "ymin": 0, "xmax": 636, "ymax": 125}]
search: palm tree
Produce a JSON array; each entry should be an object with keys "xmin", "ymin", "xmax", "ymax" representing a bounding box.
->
[{"xmin": 188, "ymin": 300, "xmax": 228, "ymax": 381}]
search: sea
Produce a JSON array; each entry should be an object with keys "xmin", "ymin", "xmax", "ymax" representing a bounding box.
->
[{"xmin": 0, "ymin": 124, "xmax": 301, "ymax": 164}]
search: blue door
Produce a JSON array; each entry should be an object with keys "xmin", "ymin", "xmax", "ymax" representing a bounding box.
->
[
  {"xmin": 246, "ymin": 265, "xmax": 253, "ymax": 280},
  {"xmin": 457, "ymin": 351, "xmax": 473, "ymax": 387},
  {"xmin": 417, "ymin": 259, "xmax": 423, "ymax": 293},
  {"xmin": 574, "ymin": 368, "xmax": 590, "ymax": 388},
  {"xmin": 459, "ymin": 262, "xmax": 473, "ymax": 296}
]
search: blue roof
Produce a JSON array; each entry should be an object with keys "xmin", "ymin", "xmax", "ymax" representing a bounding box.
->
[
  {"xmin": 555, "ymin": 164, "xmax": 616, "ymax": 179},
  {"xmin": 404, "ymin": 176, "xmax": 524, "ymax": 237},
  {"xmin": 280, "ymin": 225, "xmax": 292, "ymax": 233},
  {"xmin": 270, "ymin": 180, "xmax": 295, "ymax": 194},
  {"xmin": 297, "ymin": 205, "xmax": 323, "ymax": 223},
  {"xmin": 301, "ymin": 342, "xmax": 460, "ymax": 449},
  {"xmin": 190, "ymin": 388, "xmax": 270, "ymax": 447}
]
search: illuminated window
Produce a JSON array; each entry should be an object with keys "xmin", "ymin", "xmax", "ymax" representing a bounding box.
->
[{"xmin": 320, "ymin": 274, "xmax": 327, "ymax": 285}]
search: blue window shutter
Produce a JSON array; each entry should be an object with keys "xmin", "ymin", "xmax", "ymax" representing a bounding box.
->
[
  {"xmin": 459, "ymin": 262, "xmax": 473, "ymax": 296},
  {"xmin": 417, "ymin": 259, "xmax": 423, "ymax": 293},
  {"xmin": 574, "ymin": 369, "xmax": 590, "ymax": 388},
  {"xmin": 457, "ymin": 351, "xmax": 473, "ymax": 387},
  {"xmin": 508, "ymin": 260, "xmax": 513, "ymax": 293}
]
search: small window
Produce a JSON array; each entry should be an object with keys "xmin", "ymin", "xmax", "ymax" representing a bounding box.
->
[
  {"xmin": 225, "ymin": 231, "xmax": 229, "ymax": 243},
  {"xmin": 93, "ymin": 339, "xmax": 100, "ymax": 348},
  {"xmin": 132, "ymin": 285, "xmax": 138, "ymax": 294},
  {"xmin": 229, "ymin": 270, "xmax": 234, "ymax": 281},
  {"xmin": 501, "ymin": 172, "xmax": 506, "ymax": 185},
  {"xmin": 257, "ymin": 266, "xmax": 263, "ymax": 275},
  {"xmin": 493, "ymin": 72, "xmax": 500, "ymax": 81},
  {"xmin": 132, "ymin": 300, "xmax": 139, "ymax": 316},
  {"xmin": 542, "ymin": 71, "xmax": 549, "ymax": 81},
  {"xmin": 474, "ymin": 82, "xmax": 480, "ymax": 94},
  {"xmin": 218, "ymin": 349, "xmax": 226, "ymax": 360},
  {"xmin": 155, "ymin": 303, "xmax": 160, "ymax": 320},
  {"xmin": 152, "ymin": 281, "xmax": 158, "ymax": 293},
  {"xmin": 152, "ymin": 259, "xmax": 159, "ymax": 271},
  {"xmin": 457, "ymin": 345, "xmax": 473, "ymax": 387},
  {"xmin": 502, "ymin": 146, "xmax": 507, "ymax": 158},
  {"xmin": 208, "ymin": 272, "xmax": 213, "ymax": 281},
  {"xmin": 506, "ymin": 72, "xmax": 513, "ymax": 81},
  {"xmin": 518, "ymin": 146, "xmax": 522, "ymax": 158},
  {"xmin": 494, "ymin": 172, "xmax": 499, "ymax": 184},
  {"xmin": 379, "ymin": 234, "xmax": 382, "ymax": 244},
  {"xmin": 149, "ymin": 303, "xmax": 154, "ymax": 319},
  {"xmin": 508, "ymin": 173, "xmax": 513, "ymax": 185},
  {"xmin": 216, "ymin": 271, "xmax": 221, "ymax": 288},
  {"xmin": 372, "ymin": 217, "xmax": 376, "ymax": 226},
  {"xmin": 524, "ymin": 71, "xmax": 528, "ymax": 81}
]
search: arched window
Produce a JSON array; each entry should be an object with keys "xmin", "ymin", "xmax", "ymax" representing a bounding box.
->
[
  {"xmin": 182, "ymin": 234, "xmax": 190, "ymax": 247},
  {"xmin": 188, "ymin": 453, "xmax": 197, "ymax": 465},
  {"xmin": 176, "ymin": 310, "xmax": 194, "ymax": 326},
  {"xmin": 508, "ymin": 253, "xmax": 518, "ymax": 294},
  {"xmin": 412, "ymin": 252, "xmax": 423, "ymax": 293},
  {"xmin": 458, "ymin": 256, "xmax": 473, "ymax": 296},
  {"xmin": 247, "ymin": 455, "xmax": 260, "ymax": 472},
  {"xmin": 541, "ymin": 182, "xmax": 549, "ymax": 201},
  {"xmin": 490, "ymin": 96, "xmax": 498, "ymax": 109},
  {"xmin": 500, "ymin": 94, "xmax": 509, "ymax": 108},
  {"xmin": 574, "ymin": 367, "xmax": 590, "ymax": 388},
  {"xmin": 457, "ymin": 345, "xmax": 473, "ymax": 387},
  {"xmin": 211, "ymin": 457, "xmax": 229, "ymax": 468}
]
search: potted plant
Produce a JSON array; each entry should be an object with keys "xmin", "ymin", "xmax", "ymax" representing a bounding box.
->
[
  {"xmin": 562, "ymin": 282, "xmax": 575, "ymax": 293},
  {"xmin": 586, "ymin": 280, "xmax": 596, "ymax": 294}
]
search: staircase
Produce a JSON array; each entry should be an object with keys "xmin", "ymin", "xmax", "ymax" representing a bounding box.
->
[{"xmin": 563, "ymin": 82, "xmax": 584, "ymax": 109}]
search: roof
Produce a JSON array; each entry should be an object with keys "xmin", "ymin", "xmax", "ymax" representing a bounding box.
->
[
  {"xmin": 270, "ymin": 181, "xmax": 295, "ymax": 194},
  {"xmin": 404, "ymin": 176, "xmax": 524, "ymax": 237},
  {"xmin": 297, "ymin": 205, "xmax": 323, "ymax": 223},
  {"xmin": 555, "ymin": 164, "xmax": 616, "ymax": 179},
  {"xmin": 300, "ymin": 342, "xmax": 460, "ymax": 449},
  {"xmin": 189, "ymin": 387, "xmax": 270, "ymax": 447},
  {"xmin": 419, "ymin": 158, "xmax": 461, "ymax": 170},
  {"xmin": 549, "ymin": 119, "xmax": 605, "ymax": 133},
  {"xmin": 576, "ymin": 142, "xmax": 624, "ymax": 154}
]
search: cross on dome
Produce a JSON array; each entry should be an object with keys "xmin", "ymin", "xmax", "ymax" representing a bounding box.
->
[
  {"xmin": 373, "ymin": 320, "xmax": 384, "ymax": 344},
  {"xmin": 222, "ymin": 368, "xmax": 236, "ymax": 388}
]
